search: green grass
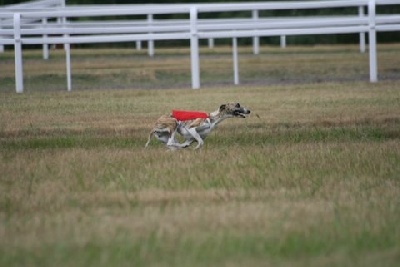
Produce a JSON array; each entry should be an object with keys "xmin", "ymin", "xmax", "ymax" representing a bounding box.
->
[{"xmin": 1, "ymin": 46, "xmax": 400, "ymax": 267}]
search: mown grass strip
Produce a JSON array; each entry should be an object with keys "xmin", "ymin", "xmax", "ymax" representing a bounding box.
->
[{"xmin": 1, "ymin": 123, "xmax": 399, "ymax": 150}]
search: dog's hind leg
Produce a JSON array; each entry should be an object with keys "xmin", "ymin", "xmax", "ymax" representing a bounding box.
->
[
  {"xmin": 144, "ymin": 131, "xmax": 154, "ymax": 148},
  {"xmin": 145, "ymin": 128, "xmax": 171, "ymax": 148}
]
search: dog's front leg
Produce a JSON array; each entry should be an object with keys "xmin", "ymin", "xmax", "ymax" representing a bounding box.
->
[
  {"xmin": 166, "ymin": 128, "xmax": 179, "ymax": 147},
  {"xmin": 180, "ymin": 139, "xmax": 194, "ymax": 148},
  {"xmin": 187, "ymin": 128, "xmax": 204, "ymax": 149}
]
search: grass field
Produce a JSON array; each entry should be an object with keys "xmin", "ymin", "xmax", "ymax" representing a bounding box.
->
[{"xmin": 1, "ymin": 45, "xmax": 400, "ymax": 267}]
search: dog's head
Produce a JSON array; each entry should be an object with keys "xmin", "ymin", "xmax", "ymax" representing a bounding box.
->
[{"xmin": 218, "ymin": 102, "xmax": 251, "ymax": 118}]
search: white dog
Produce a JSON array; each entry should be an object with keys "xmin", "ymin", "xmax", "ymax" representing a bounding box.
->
[{"xmin": 145, "ymin": 102, "xmax": 251, "ymax": 149}]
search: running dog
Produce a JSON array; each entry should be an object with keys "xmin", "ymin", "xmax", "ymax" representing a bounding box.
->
[{"xmin": 145, "ymin": 102, "xmax": 251, "ymax": 149}]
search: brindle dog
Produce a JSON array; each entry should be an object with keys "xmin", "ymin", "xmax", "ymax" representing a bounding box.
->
[{"xmin": 145, "ymin": 102, "xmax": 251, "ymax": 149}]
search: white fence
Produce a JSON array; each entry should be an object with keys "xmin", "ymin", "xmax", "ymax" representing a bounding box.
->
[{"xmin": 1, "ymin": 0, "xmax": 400, "ymax": 93}]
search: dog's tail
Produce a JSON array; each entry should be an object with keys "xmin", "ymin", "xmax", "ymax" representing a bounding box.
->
[{"xmin": 144, "ymin": 131, "xmax": 154, "ymax": 148}]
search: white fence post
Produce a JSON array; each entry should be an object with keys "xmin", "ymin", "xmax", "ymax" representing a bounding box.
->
[
  {"xmin": 208, "ymin": 38, "xmax": 214, "ymax": 49},
  {"xmin": 65, "ymin": 43, "xmax": 72, "ymax": 91},
  {"xmin": 252, "ymin": 10, "xmax": 260, "ymax": 55},
  {"xmin": 280, "ymin": 35, "xmax": 287, "ymax": 48},
  {"xmin": 42, "ymin": 18, "xmax": 49, "ymax": 59},
  {"xmin": 0, "ymin": 20, "xmax": 4, "ymax": 53},
  {"xmin": 136, "ymin": 41, "xmax": 142, "ymax": 50},
  {"xmin": 232, "ymin": 37, "xmax": 239, "ymax": 85},
  {"xmin": 63, "ymin": 16, "xmax": 72, "ymax": 91},
  {"xmin": 13, "ymin": 13, "xmax": 24, "ymax": 93},
  {"xmin": 190, "ymin": 6, "xmax": 200, "ymax": 89},
  {"xmin": 147, "ymin": 14, "xmax": 154, "ymax": 57},
  {"xmin": 359, "ymin": 6, "xmax": 366, "ymax": 53},
  {"xmin": 368, "ymin": 0, "xmax": 378, "ymax": 82}
]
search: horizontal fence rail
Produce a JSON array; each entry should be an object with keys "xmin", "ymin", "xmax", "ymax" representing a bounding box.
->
[{"xmin": 1, "ymin": 0, "xmax": 400, "ymax": 92}]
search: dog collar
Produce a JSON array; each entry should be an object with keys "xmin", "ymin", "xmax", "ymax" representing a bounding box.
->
[{"xmin": 172, "ymin": 110, "xmax": 209, "ymax": 121}]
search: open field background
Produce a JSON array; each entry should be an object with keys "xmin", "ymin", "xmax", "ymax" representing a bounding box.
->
[
  {"xmin": 1, "ymin": 45, "xmax": 400, "ymax": 266},
  {"xmin": 1, "ymin": 43, "xmax": 400, "ymax": 91}
]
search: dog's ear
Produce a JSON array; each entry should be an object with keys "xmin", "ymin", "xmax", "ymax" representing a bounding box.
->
[
  {"xmin": 219, "ymin": 104, "xmax": 226, "ymax": 111},
  {"xmin": 235, "ymin": 103, "xmax": 241, "ymax": 108}
]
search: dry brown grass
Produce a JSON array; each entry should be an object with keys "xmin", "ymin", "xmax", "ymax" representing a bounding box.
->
[{"xmin": 1, "ymin": 46, "xmax": 400, "ymax": 267}]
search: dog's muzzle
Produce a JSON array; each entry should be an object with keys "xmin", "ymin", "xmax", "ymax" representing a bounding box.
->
[{"xmin": 234, "ymin": 108, "xmax": 251, "ymax": 118}]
